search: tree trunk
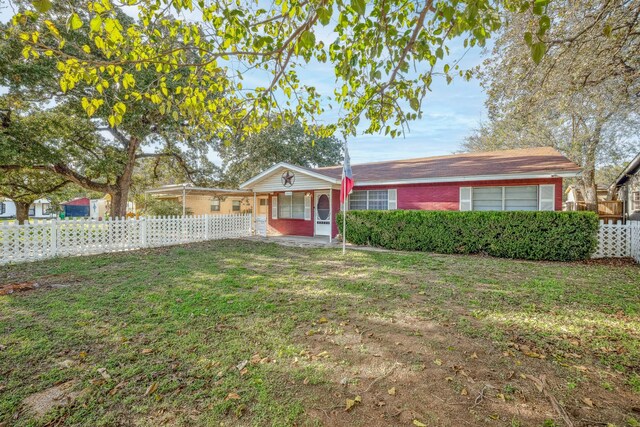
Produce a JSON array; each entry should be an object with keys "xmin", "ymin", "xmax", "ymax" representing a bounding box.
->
[
  {"xmin": 109, "ymin": 136, "xmax": 140, "ymax": 218},
  {"xmin": 15, "ymin": 201, "xmax": 30, "ymax": 225},
  {"xmin": 580, "ymin": 164, "xmax": 599, "ymax": 212}
]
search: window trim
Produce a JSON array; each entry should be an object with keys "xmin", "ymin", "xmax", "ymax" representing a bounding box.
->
[
  {"xmin": 231, "ymin": 199, "xmax": 241, "ymax": 212},
  {"xmin": 348, "ymin": 189, "xmax": 393, "ymax": 211},
  {"xmin": 277, "ymin": 192, "xmax": 306, "ymax": 219},
  {"xmin": 632, "ymin": 191, "xmax": 640, "ymax": 211},
  {"xmin": 210, "ymin": 198, "xmax": 221, "ymax": 212},
  {"xmin": 463, "ymin": 184, "xmax": 548, "ymax": 212}
]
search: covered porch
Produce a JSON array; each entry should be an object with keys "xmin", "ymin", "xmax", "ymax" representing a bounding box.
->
[{"xmin": 239, "ymin": 163, "xmax": 343, "ymax": 241}]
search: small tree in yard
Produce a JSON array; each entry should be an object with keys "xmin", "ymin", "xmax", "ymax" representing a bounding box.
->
[{"xmin": 0, "ymin": 169, "xmax": 68, "ymax": 224}]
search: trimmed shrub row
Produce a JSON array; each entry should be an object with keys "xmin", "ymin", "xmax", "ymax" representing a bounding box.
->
[{"xmin": 337, "ymin": 210, "xmax": 599, "ymax": 261}]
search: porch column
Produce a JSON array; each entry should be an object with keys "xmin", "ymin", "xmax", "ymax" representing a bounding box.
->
[
  {"xmin": 182, "ymin": 184, "xmax": 186, "ymax": 216},
  {"xmin": 329, "ymin": 188, "xmax": 332, "ymax": 243},
  {"xmin": 253, "ymin": 191, "xmax": 257, "ymax": 235}
]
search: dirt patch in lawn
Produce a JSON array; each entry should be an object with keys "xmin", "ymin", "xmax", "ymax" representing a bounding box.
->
[
  {"xmin": 21, "ymin": 380, "xmax": 86, "ymax": 419},
  {"xmin": 292, "ymin": 312, "xmax": 640, "ymax": 427}
]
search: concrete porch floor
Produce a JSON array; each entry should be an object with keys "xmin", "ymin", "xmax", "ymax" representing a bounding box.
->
[{"xmin": 242, "ymin": 235, "xmax": 339, "ymax": 248}]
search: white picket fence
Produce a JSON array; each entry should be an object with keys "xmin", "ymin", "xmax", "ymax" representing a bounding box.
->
[
  {"xmin": 0, "ymin": 214, "xmax": 252, "ymax": 265},
  {"xmin": 594, "ymin": 220, "xmax": 640, "ymax": 262}
]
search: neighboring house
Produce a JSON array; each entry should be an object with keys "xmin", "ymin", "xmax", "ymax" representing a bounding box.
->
[
  {"xmin": 146, "ymin": 184, "xmax": 254, "ymax": 215},
  {"xmin": 61, "ymin": 197, "xmax": 91, "ymax": 217},
  {"xmin": 613, "ymin": 152, "xmax": 640, "ymax": 221},
  {"xmin": 0, "ymin": 198, "xmax": 55, "ymax": 219},
  {"xmin": 239, "ymin": 147, "xmax": 581, "ymax": 238}
]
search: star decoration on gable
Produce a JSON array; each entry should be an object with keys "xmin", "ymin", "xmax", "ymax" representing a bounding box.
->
[{"xmin": 281, "ymin": 171, "xmax": 295, "ymax": 187}]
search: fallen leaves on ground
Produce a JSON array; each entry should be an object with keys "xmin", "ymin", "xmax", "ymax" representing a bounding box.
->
[
  {"xmin": 144, "ymin": 382, "xmax": 158, "ymax": 396},
  {"xmin": 387, "ymin": 387, "xmax": 396, "ymax": 396},
  {"xmin": 345, "ymin": 395, "xmax": 361, "ymax": 411},
  {"xmin": 225, "ymin": 392, "xmax": 241, "ymax": 401}
]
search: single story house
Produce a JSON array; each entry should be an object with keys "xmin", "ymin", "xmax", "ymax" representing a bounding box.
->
[
  {"xmin": 146, "ymin": 184, "xmax": 254, "ymax": 215},
  {"xmin": 613, "ymin": 152, "xmax": 640, "ymax": 221},
  {"xmin": 239, "ymin": 147, "xmax": 581, "ymax": 239},
  {"xmin": 0, "ymin": 198, "xmax": 55, "ymax": 219}
]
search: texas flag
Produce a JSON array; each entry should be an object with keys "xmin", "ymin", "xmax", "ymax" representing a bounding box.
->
[{"xmin": 340, "ymin": 143, "xmax": 354, "ymax": 204}]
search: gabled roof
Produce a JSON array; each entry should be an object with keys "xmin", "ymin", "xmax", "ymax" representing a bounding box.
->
[
  {"xmin": 311, "ymin": 147, "xmax": 580, "ymax": 184},
  {"xmin": 614, "ymin": 152, "xmax": 640, "ymax": 187},
  {"xmin": 239, "ymin": 162, "xmax": 340, "ymax": 189}
]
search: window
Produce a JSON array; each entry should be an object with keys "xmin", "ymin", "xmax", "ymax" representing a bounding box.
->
[
  {"xmin": 211, "ymin": 198, "xmax": 220, "ymax": 212},
  {"xmin": 259, "ymin": 199, "xmax": 268, "ymax": 206},
  {"xmin": 278, "ymin": 192, "xmax": 305, "ymax": 219},
  {"xmin": 0, "ymin": 202, "xmax": 5, "ymax": 215},
  {"xmin": 349, "ymin": 190, "xmax": 389, "ymax": 210},
  {"xmin": 471, "ymin": 185, "xmax": 539, "ymax": 211},
  {"xmin": 232, "ymin": 200, "xmax": 241, "ymax": 212},
  {"xmin": 632, "ymin": 191, "xmax": 640, "ymax": 211},
  {"xmin": 41, "ymin": 203, "xmax": 51, "ymax": 215},
  {"xmin": 29, "ymin": 205, "xmax": 35, "ymax": 216}
]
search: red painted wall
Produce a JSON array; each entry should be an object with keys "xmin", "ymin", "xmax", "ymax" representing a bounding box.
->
[
  {"xmin": 268, "ymin": 192, "xmax": 315, "ymax": 237},
  {"xmin": 267, "ymin": 178, "xmax": 564, "ymax": 236},
  {"xmin": 354, "ymin": 178, "xmax": 563, "ymax": 211}
]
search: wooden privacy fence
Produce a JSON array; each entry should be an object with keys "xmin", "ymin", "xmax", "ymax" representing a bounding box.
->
[
  {"xmin": 594, "ymin": 220, "xmax": 640, "ymax": 262},
  {"xmin": 0, "ymin": 214, "xmax": 252, "ymax": 265}
]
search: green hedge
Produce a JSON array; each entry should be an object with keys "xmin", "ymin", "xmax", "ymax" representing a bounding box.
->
[{"xmin": 337, "ymin": 210, "xmax": 599, "ymax": 261}]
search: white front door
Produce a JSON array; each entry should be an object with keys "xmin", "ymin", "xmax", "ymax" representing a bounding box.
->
[{"xmin": 314, "ymin": 191, "xmax": 331, "ymax": 236}]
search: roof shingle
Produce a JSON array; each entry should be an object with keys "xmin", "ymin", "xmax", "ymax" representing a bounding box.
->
[{"xmin": 312, "ymin": 147, "xmax": 580, "ymax": 182}]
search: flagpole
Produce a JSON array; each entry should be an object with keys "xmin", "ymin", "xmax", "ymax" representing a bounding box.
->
[
  {"xmin": 342, "ymin": 137, "xmax": 347, "ymax": 254},
  {"xmin": 343, "ymin": 193, "xmax": 347, "ymax": 254}
]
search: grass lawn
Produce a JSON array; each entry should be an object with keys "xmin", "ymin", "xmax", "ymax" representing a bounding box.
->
[{"xmin": 1, "ymin": 240, "xmax": 639, "ymax": 426}]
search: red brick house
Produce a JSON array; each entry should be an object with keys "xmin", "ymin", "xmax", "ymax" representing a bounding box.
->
[{"xmin": 239, "ymin": 147, "xmax": 581, "ymax": 239}]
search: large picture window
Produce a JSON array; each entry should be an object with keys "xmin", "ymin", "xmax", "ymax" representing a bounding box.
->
[
  {"xmin": 472, "ymin": 185, "xmax": 538, "ymax": 211},
  {"xmin": 349, "ymin": 190, "xmax": 389, "ymax": 210},
  {"xmin": 279, "ymin": 193, "xmax": 305, "ymax": 219}
]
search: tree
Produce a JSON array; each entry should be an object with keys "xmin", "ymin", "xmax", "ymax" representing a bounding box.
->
[
  {"xmin": 0, "ymin": 8, "xmax": 216, "ymax": 217},
  {"xmin": 7, "ymin": 0, "xmax": 550, "ymax": 142},
  {"xmin": 0, "ymin": 169, "xmax": 69, "ymax": 224},
  {"xmin": 464, "ymin": 0, "xmax": 640, "ymax": 210},
  {"xmin": 215, "ymin": 121, "xmax": 343, "ymax": 187}
]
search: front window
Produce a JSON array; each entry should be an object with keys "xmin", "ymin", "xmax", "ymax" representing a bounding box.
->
[
  {"xmin": 29, "ymin": 205, "xmax": 35, "ymax": 216},
  {"xmin": 232, "ymin": 200, "xmax": 241, "ymax": 212},
  {"xmin": 279, "ymin": 193, "xmax": 305, "ymax": 219},
  {"xmin": 211, "ymin": 198, "xmax": 220, "ymax": 212},
  {"xmin": 42, "ymin": 203, "xmax": 51, "ymax": 215},
  {"xmin": 472, "ymin": 185, "xmax": 538, "ymax": 211},
  {"xmin": 349, "ymin": 190, "xmax": 389, "ymax": 210}
]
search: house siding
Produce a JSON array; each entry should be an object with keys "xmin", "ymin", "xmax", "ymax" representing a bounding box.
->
[
  {"xmin": 265, "ymin": 178, "xmax": 564, "ymax": 236},
  {"xmin": 353, "ymin": 178, "xmax": 563, "ymax": 211}
]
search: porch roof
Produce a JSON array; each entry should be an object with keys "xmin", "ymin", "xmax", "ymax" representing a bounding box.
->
[{"xmin": 145, "ymin": 184, "xmax": 253, "ymax": 197}]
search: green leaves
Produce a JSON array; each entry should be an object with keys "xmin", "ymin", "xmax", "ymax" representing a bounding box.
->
[
  {"xmin": 317, "ymin": 7, "xmax": 332, "ymax": 26},
  {"xmin": 68, "ymin": 13, "xmax": 83, "ymax": 31},
  {"xmin": 531, "ymin": 42, "xmax": 546, "ymax": 64},
  {"xmin": 350, "ymin": 0, "xmax": 365, "ymax": 16},
  {"xmin": 31, "ymin": 0, "xmax": 52, "ymax": 13},
  {"xmin": 300, "ymin": 31, "xmax": 315, "ymax": 49}
]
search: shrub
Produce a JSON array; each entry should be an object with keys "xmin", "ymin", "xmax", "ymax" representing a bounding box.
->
[{"xmin": 337, "ymin": 210, "xmax": 599, "ymax": 261}]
